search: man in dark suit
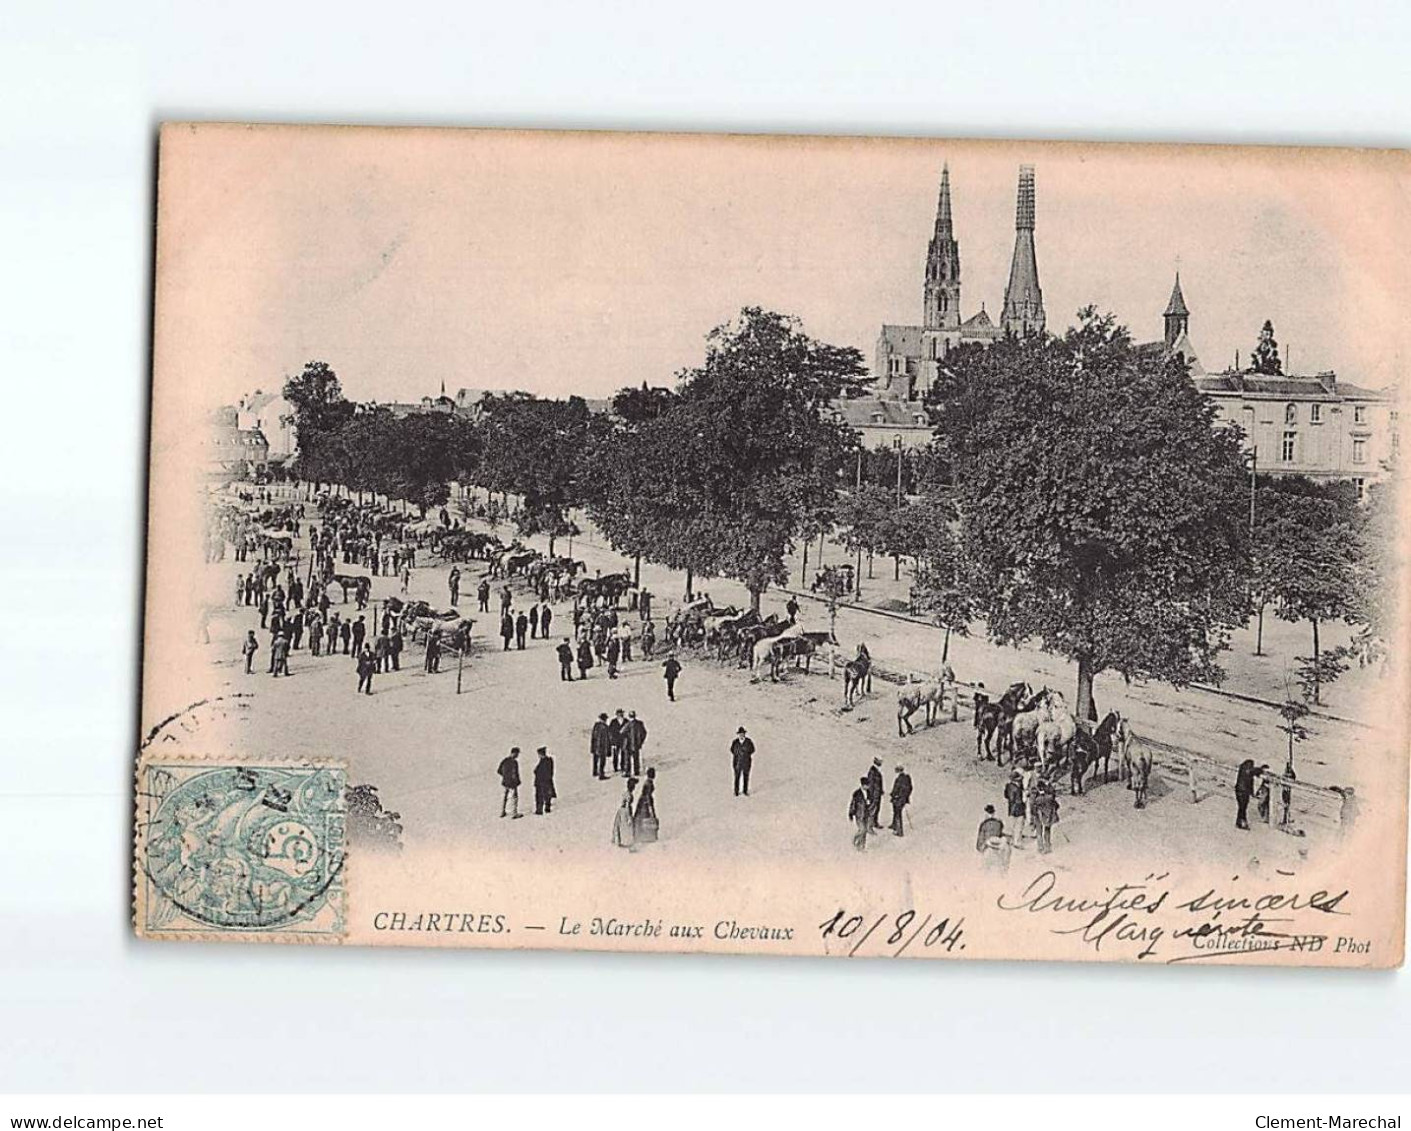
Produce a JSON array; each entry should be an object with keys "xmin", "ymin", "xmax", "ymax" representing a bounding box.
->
[
  {"xmin": 865, "ymin": 758, "xmax": 884, "ymax": 831},
  {"xmin": 608, "ymin": 710, "xmax": 626, "ymax": 774},
  {"xmin": 498, "ymin": 747, "xmax": 522, "ymax": 819},
  {"xmin": 889, "ymin": 765, "xmax": 913, "ymax": 836},
  {"xmin": 557, "ymin": 638, "xmax": 575, "ymax": 681},
  {"xmin": 731, "ymin": 727, "xmax": 755, "ymax": 797},
  {"xmin": 533, "ymin": 747, "xmax": 556, "ymax": 815},
  {"xmin": 591, "ymin": 713, "xmax": 610, "ymax": 779}
]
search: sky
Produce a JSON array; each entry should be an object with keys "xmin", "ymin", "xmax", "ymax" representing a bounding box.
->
[{"xmin": 154, "ymin": 125, "xmax": 1411, "ymax": 406}]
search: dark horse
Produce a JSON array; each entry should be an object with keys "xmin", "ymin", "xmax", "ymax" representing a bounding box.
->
[
  {"xmin": 1093, "ymin": 711, "xmax": 1122, "ymax": 785},
  {"xmin": 974, "ymin": 682, "xmax": 1034, "ymax": 764}
]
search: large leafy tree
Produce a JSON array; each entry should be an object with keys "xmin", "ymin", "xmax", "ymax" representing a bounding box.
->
[
  {"xmin": 929, "ymin": 308, "xmax": 1253, "ymax": 719},
  {"xmin": 1253, "ymin": 477, "xmax": 1359, "ymax": 704},
  {"xmin": 671, "ymin": 308, "xmax": 865, "ymax": 610},
  {"xmin": 282, "ymin": 360, "xmax": 354, "ymax": 484},
  {"xmin": 476, "ymin": 393, "xmax": 597, "ymax": 555},
  {"xmin": 589, "ymin": 308, "xmax": 865, "ymax": 609}
]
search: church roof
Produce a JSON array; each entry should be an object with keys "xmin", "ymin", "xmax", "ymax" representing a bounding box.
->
[
  {"xmin": 1164, "ymin": 273, "xmax": 1190, "ymax": 318},
  {"xmin": 833, "ymin": 396, "xmax": 932, "ymax": 430},
  {"xmin": 962, "ymin": 307, "xmax": 995, "ymax": 330}
]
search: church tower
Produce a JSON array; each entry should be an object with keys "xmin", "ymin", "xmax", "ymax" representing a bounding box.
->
[
  {"xmin": 922, "ymin": 164, "xmax": 961, "ymax": 331},
  {"xmin": 1163, "ymin": 271, "xmax": 1190, "ymax": 348},
  {"xmin": 1001, "ymin": 165, "xmax": 1045, "ymax": 337}
]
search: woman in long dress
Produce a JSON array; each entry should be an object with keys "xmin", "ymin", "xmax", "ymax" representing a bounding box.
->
[
  {"xmin": 633, "ymin": 767, "xmax": 658, "ymax": 844},
  {"xmin": 612, "ymin": 777, "xmax": 638, "ymax": 851}
]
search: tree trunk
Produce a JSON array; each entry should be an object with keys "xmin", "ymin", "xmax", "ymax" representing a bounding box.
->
[
  {"xmin": 634, "ymin": 553, "xmax": 641, "ymax": 588},
  {"xmin": 548, "ymin": 532, "xmax": 556, "ymax": 557},
  {"xmin": 942, "ymin": 623, "xmax": 952, "ymax": 664},
  {"xmin": 893, "ymin": 554, "xmax": 900, "ymax": 581},
  {"xmin": 800, "ymin": 541, "xmax": 808, "ymax": 588},
  {"xmin": 749, "ymin": 586, "xmax": 762, "ymax": 615},
  {"xmin": 685, "ymin": 568, "xmax": 694, "ymax": 602},
  {"xmin": 1256, "ymin": 603, "xmax": 1265, "ymax": 656},
  {"xmin": 868, "ymin": 550, "xmax": 873, "ymax": 579},
  {"xmin": 1075, "ymin": 654, "xmax": 1097, "ymax": 723},
  {"xmin": 1311, "ymin": 618, "xmax": 1321, "ymax": 705}
]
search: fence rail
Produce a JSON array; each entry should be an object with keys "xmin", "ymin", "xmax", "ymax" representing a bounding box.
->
[{"xmin": 822, "ymin": 646, "xmax": 1355, "ymax": 832}]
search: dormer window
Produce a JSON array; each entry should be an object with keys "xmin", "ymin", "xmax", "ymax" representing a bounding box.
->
[
  {"xmin": 1284, "ymin": 403, "xmax": 1297, "ymax": 425},
  {"xmin": 871, "ymin": 412, "xmax": 884, "ymax": 424},
  {"xmin": 913, "ymin": 414, "xmax": 927, "ymax": 426}
]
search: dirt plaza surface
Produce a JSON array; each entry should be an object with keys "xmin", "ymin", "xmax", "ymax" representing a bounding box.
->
[{"xmin": 174, "ymin": 487, "xmax": 1389, "ymax": 879}]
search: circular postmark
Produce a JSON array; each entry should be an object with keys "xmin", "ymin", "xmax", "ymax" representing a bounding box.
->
[{"xmin": 142, "ymin": 764, "xmax": 346, "ymax": 932}]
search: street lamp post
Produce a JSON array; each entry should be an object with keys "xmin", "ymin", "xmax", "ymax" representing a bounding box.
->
[
  {"xmin": 893, "ymin": 435, "xmax": 903, "ymax": 581},
  {"xmin": 854, "ymin": 448, "xmax": 863, "ymax": 600}
]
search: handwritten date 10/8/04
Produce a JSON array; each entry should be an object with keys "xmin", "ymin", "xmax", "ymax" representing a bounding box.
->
[{"xmin": 818, "ymin": 909, "xmax": 965, "ymax": 957}]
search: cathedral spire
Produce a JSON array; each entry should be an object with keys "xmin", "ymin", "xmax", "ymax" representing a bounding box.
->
[
  {"xmin": 935, "ymin": 163, "xmax": 953, "ymax": 239},
  {"xmin": 923, "ymin": 163, "xmax": 961, "ymax": 331},
  {"xmin": 1001, "ymin": 164, "xmax": 1045, "ymax": 337},
  {"xmin": 1163, "ymin": 271, "xmax": 1190, "ymax": 348}
]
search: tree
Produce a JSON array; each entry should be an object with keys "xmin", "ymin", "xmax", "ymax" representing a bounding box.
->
[
  {"xmin": 894, "ymin": 493, "xmax": 976, "ymax": 663},
  {"xmin": 1254, "ymin": 478, "xmax": 1359, "ymax": 705},
  {"xmin": 282, "ymin": 361, "xmax": 354, "ymax": 484},
  {"xmin": 665, "ymin": 308, "xmax": 866, "ymax": 611},
  {"xmin": 929, "ymin": 308, "xmax": 1253, "ymax": 720},
  {"xmin": 476, "ymin": 394, "xmax": 597, "ymax": 556},
  {"xmin": 1250, "ymin": 320, "xmax": 1283, "ymax": 376}
]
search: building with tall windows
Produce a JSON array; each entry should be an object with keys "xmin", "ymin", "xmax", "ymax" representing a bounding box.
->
[{"xmin": 1160, "ymin": 282, "xmax": 1398, "ymax": 495}]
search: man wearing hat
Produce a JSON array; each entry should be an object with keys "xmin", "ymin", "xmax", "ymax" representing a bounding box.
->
[
  {"xmin": 590, "ymin": 712, "xmax": 611, "ymax": 780},
  {"xmin": 731, "ymin": 727, "xmax": 755, "ymax": 797},
  {"xmin": 848, "ymin": 777, "xmax": 870, "ymax": 851},
  {"xmin": 497, "ymin": 747, "xmax": 523, "ymax": 820},
  {"xmin": 889, "ymin": 765, "xmax": 913, "ymax": 836},
  {"xmin": 864, "ymin": 758, "xmax": 885, "ymax": 831},
  {"xmin": 1004, "ymin": 771, "xmax": 1027, "ymax": 840},
  {"xmin": 533, "ymin": 747, "xmax": 556, "ymax": 816}
]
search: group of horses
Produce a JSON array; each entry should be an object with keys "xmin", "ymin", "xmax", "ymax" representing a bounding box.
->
[
  {"xmin": 975, "ymin": 683, "xmax": 1139, "ymax": 794},
  {"xmin": 662, "ymin": 602, "xmax": 834, "ymax": 682}
]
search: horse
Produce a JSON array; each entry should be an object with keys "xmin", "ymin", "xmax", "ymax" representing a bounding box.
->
[
  {"xmin": 843, "ymin": 654, "xmax": 870, "ymax": 707},
  {"xmin": 1068, "ymin": 725, "xmax": 1101, "ymax": 795},
  {"xmin": 989, "ymin": 682, "xmax": 1034, "ymax": 763},
  {"xmin": 1037, "ymin": 693, "xmax": 1077, "ymax": 764},
  {"xmin": 750, "ymin": 623, "xmax": 803, "ymax": 680},
  {"xmin": 897, "ymin": 677, "xmax": 945, "ymax": 736},
  {"xmin": 1094, "ymin": 711, "xmax": 1122, "ymax": 784}
]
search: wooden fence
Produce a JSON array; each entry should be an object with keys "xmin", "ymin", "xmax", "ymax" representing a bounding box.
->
[{"xmin": 822, "ymin": 646, "xmax": 1356, "ymax": 834}]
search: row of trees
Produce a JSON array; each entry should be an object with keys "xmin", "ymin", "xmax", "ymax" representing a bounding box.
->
[{"xmin": 281, "ymin": 306, "xmax": 1394, "ymax": 719}]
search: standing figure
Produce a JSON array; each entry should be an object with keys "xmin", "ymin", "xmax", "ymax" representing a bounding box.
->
[
  {"xmin": 848, "ymin": 778, "xmax": 869, "ymax": 851},
  {"xmin": 612, "ymin": 778, "xmax": 638, "ymax": 850},
  {"xmin": 271, "ymin": 632, "xmax": 290, "ymax": 678},
  {"xmin": 633, "ymin": 767, "xmax": 658, "ymax": 843},
  {"xmin": 355, "ymin": 644, "xmax": 376, "ymax": 695},
  {"xmin": 528, "ymin": 603, "xmax": 540, "ymax": 640},
  {"xmin": 608, "ymin": 709, "xmax": 625, "ymax": 774},
  {"xmin": 889, "ymin": 765, "xmax": 912, "ymax": 836},
  {"xmin": 477, "ymin": 579, "xmax": 491, "ymax": 613},
  {"xmin": 662, "ymin": 654, "xmax": 682, "ymax": 701},
  {"xmin": 976, "ymin": 805, "xmax": 1010, "ymax": 872},
  {"xmin": 515, "ymin": 611, "xmax": 528, "ymax": 650},
  {"xmin": 500, "ymin": 612, "xmax": 514, "ymax": 652},
  {"xmin": 731, "ymin": 727, "xmax": 755, "ymax": 797},
  {"xmin": 533, "ymin": 747, "xmax": 556, "ymax": 816},
  {"xmin": 591, "ymin": 712, "xmax": 610, "ymax": 779},
  {"xmin": 1234, "ymin": 759, "xmax": 1263, "ymax": 830},
  {"xmin": 498, "ymin": 747, "xmax": 523, "ymax": 819},
  {"xmin": 448, "ymin": 566, "xmax": 461, "ymax": 607},
  {"xmin": 864, "ymin": 758, "xmax": 884, "ymax": 831},
  {"xmin": 1032, "ymin": 783, "xmax": 1059, "ymax": 854},
  {"xmin": 557, "ymin": 637, "xmax": 575, "ymax": 682},
  {"xmin": 241, "ymin": 630, "xmax": 260, "ymax": 674},
  {"xmin": 540, "ymin": 603, "xmax": 553, "ymax": 638},
  {"xmin": 605, "ymin": 635, "xmax": 621, "ymax": 680},
  {"xmin": 1004, "ymin": 772, "xmax": 1026, "ymax": 838},
  {"xmin": 576, "ymin": 636, "xmax": 594, "ymax": 680}
]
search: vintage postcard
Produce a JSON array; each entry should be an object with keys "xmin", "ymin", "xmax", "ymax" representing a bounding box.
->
[{"xmin": 137, "ymin": 123, "xmax": 1409, "ymax": 965}]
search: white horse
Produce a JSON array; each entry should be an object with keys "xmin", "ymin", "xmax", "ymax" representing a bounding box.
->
[
  {"xmin": 1038, "ymin": 693, "xmax": 1077, "ymax": 763},
  {"xmin": 750, "ymin": 622, "xmax": 803, "ymax": 678},
  {"xmin": 897, "ymin": 677, "xmax": 946, "ymax": 736}
]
